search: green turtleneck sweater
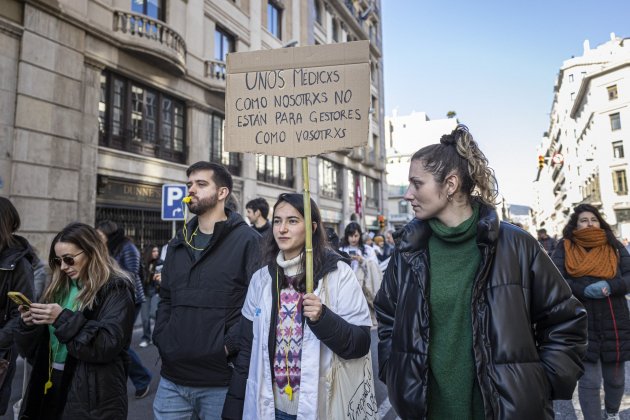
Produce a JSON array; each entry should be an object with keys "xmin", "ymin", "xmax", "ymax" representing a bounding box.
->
[{"xmin": 427, "ymin": 204, "xmax": 484, "ymax": 419}]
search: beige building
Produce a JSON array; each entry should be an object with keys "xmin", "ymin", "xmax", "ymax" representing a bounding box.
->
[
  {"xmin": 0, "ymin": 0, "xmax": 386, "ymax": 253},
  {"xmin": 534, "ymin": 33, "xmax": 630, "ymax": 238}
]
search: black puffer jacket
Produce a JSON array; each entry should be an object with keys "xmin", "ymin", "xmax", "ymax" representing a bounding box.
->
[
  {"xmin": 0, "ymin": 236, "xmax": 35, "ymax": 414},
  {"xmin": 0, "ymin": 236, "xmax": 35, "ymax": 347},
  {"xmin": 153, "ymin": 209, "xmax": 261, "ymax": 387},
  {"xmin": 552, "ymin": 239, "xmax": 630, "ymax": 363},
  {"xmin": 17, "ymin": 276, "xmax": 135, "ymax": 420},
  {"xmin": 374, "ymin": 204, "xmax": 588, "ymax": 420}
]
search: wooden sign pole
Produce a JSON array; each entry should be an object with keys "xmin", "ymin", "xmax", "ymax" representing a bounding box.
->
[{"xmin": 302, "ymin": 157, "xmax": 314, "ymax": 293}]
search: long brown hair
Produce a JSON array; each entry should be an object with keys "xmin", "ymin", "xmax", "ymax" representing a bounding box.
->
[
  {"xmin": 0, "ymin": 197, "xmax": 21, "ymax": 252},
  {"xmin": 44, "ymin": 222, "xmax": 131, "ymax": 310},
  {"xmin": 262, "ymin": 193, "xmax": 332, "ymax": 292}
]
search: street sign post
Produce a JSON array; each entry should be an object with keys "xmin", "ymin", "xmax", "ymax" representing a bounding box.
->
[
  {"xmin": 161, "ymin": 184, "xmax": 187, "ymax": 220},
  {"xmin": 162, "ymin": 184, "xmax": 187, "ymax": 239}
]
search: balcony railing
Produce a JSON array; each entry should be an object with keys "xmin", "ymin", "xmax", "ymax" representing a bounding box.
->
[
  {"xmin": 205, "ymin": 59, "xmax": 227, "ymax": 88},
  {"xmin": 112, "ymin": 10, "xmax": 186, "ymax": 74}
]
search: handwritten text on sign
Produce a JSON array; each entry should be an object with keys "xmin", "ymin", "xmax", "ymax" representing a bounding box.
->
[{"xmin": 225, "ymin": 41, "xmax": 370, "ymax": 158}]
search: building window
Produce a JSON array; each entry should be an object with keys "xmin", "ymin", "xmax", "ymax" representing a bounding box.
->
[
  {"xmin": 610, "ymin": 113, "xmax": 621, "ymax": 131},
  {"xmin": 332, "ymin": 18, "xmax": 339, "ymax": 42},
  {"xmin": 348, "ymin": 170, "xmax": 356, "ymax": 210},
  {"xmin": 363, "ymin": 175, "xmax": 379, "ymax": 208},
  {"xmin": 99, "ymin": 71, "xmax": 186, "ymax": 164},
  {"xmin": 613, "ymin": 141, "xmax": 625, "ymax": 158},
  {"xmin": 257, "ymin": 155, "xmax": 294, "ymax": 188},
  {"xmin": 210, "ymin": 114, "xmax": 241, "ymax": 176},
  {"xmin": 371, "ymin": 95, "xmax": 378, "ymax": 122},
  {"xmin": 398, "ymin": 199, "xmax": 409, "ymax": 214},
  {"xmin": 318, "ymin": 159, "xmax": 342, "ymax": 199},
  {"xmin": 267, "ymin": 2, "xmax": 281, "ymax": 38},
  {"xmin": 314, "ymin": 0, "xmax": 323, "ymax": 25},
  {"xmin": 613, "ymin": 170, "xmax": 628, "ymax": 195},
  {"xmin": 215, "ymin": 27, "xmax": 234, "ymax": 62},
  {"xmin": 131, "ymin": 0, "xmax": 164, "ymax": 21},
  {"xmin": 608, "ymin": 85, "xmax": 618, "ymax": 101},
  {"xmin": 570, "ymin": 92, "xmax": 575, "ymax": 101},
  {"xmin": 568, "ymin": 74, "xmax": 574, "ymax": 82}
]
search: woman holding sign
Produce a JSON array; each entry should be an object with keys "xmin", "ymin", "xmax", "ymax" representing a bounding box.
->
[
  {"xmin": 222, "ymin": 193, "xmax": 374, "ymax": 420},
  {"xmin": 16, "ymin": 222, "xmax": 135, "ymax": 419},
  {"xmin": 374, "ymin": 125, "xmax": 588, "ymax": 419}
]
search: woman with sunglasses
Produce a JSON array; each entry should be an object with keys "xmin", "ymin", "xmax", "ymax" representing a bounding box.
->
[
  {"xmin": 16, "ymin": 222, "xmax": 136, "ymax": 419},
  {"xmin": 0, "ymin": 197, "xmax": 34, "ymax": 415},
  {"xmin": 222, "ymin": 193, "xmax": 373, "ymax": 420}
]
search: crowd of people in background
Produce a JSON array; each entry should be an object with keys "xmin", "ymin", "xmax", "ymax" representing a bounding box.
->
[{"xmin": 3, "ymin": 124, "xmax": 630, "ymax": 420}]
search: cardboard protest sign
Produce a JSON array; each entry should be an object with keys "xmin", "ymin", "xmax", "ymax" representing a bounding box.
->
[{"xmin": 225, "ymin": 41, "xmax": 370, "ymax": 157}]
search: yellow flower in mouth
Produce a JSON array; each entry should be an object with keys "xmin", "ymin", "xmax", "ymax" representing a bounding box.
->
[{"xmin": 182, "ymin": 196, "xmax": 192, "ymax": 203}]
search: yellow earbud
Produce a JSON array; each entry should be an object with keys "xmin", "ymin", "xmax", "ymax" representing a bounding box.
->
[{"xmin": 180, "ymin": 196, "xmax": 204, "ymax": 251}]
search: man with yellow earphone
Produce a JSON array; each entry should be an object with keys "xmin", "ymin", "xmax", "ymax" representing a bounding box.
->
[{"xmin": 152, "ymin": 161, "xmax": 262, "ymax": 420}]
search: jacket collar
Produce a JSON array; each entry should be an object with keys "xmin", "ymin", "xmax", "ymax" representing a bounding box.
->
[
  {"xmin": 0, "ymin": 235, "xmax": 34, "ymax": 270},
  {"xmin": 396, "ymin": 199, "xmax": 500, "ymax": 253},
  {"xmin": 170, "ymin": 208, "xmax": 246, "ymax": 248}
]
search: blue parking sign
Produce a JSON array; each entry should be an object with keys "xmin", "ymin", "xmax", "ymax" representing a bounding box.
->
[{"xmin": 162, "ymin": 184, "xmax": 188, "ymax": 221}]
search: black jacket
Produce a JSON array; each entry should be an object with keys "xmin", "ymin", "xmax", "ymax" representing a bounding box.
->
[
  {"xmin": 153, "ymin": 209, "xmax": 262, "ymax": 387},
  {"xmin": 0, "ymin": 236, "xmax": 35, "ymax": 348},
  {"xmin": 552, "ymin": 239, "xmax": 630, "ymax": 363},
  {"xmin": 17, "ymin": 276, "xmax": 135, "ymax": 420},
  {"xmin": 222, "ymin": 250, "xmax": 371, "ymax": 419},
  {"xmin": 0, "ymin": 236, "xmax": 35, "ymax": 414},
  {"xmin": 374, "ymin": 204, "xmax": 588, "ymax": 420}
]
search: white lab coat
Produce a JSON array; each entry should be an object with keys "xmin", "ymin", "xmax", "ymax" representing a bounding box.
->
[{"xmin": 241, "ymin": 261, "xmax": 372, "ymax": 419}]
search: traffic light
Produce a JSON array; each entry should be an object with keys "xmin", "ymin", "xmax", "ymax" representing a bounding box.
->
[
  {"xmin": 378, "ymin": 215, "xmax": 385, "ymax": 230},
  {"xmin": 538, "ymin": 155, "xmax": 545, "ymax": 169}
]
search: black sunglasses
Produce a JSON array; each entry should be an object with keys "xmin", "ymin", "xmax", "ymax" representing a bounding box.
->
[{"xmin": 52, "ymin": 251, "xmax": 84, "ymax": 267}]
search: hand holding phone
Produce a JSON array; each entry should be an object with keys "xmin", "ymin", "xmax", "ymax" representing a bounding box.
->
[{"xmin": 8, "ymin": 291, "xmax": 32, "ymax": 309}]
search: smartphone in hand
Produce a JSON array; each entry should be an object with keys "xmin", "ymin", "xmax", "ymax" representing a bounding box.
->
[{"xmin": 8, "ymin": 291, "xmax": 32, "ymax": 309}]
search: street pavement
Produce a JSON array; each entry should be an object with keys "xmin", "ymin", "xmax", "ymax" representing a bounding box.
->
[{"xmin": 1, "ymin": 327, "xmax": 629, "ymax": 419}]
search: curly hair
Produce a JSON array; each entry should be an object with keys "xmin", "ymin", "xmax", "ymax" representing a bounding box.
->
[
  {"xmin": 411, "ymin": 124, "xmax": 499, "ymax": 206},
  {"xmin": 562, "ymin": 204, "xmax": 617, "ymax": 246}
]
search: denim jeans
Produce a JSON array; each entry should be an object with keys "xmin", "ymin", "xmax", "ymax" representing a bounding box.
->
[
  {"xmin": 141, "ymin": 289, "xmax": 160, "ymax": 341},
  {"xmin": 275, "ymin": 409, "xmax": 298, "ymax": 420},
  {"xmin": 128, "ymin": 304, "xmax": 152, "ymax": 390},
  {"xmin": 153, "ymin": 376, "xmax": 228, "ymax": 420},
  {"xmin": 578, "ymin": 359, "xmax": 625, "ymax": 419}
]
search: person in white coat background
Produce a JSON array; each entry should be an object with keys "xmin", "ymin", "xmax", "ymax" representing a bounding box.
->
[{"xmin": 222, "ymin": 193, "xmax": 372, "ymax": 420}]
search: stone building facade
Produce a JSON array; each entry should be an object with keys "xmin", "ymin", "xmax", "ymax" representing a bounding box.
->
[
  {"xmin": 534, "ymin": 34, "xmax": 630, "ymax": 238},
  {"xmin": 0, "ymin": 0, "xmax": 385, "ymax": 253}
]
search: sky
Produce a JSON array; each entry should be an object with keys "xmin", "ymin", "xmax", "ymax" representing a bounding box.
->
[{"xmin": 381, "ymin": 1, "xmax": 630, "ymax": 207}]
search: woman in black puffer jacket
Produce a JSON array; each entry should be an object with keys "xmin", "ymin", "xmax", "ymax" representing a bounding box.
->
[
  {"xmin": 552, "ymin": 204, "xmax": 630, "ymax": 420},
  {"xmin": 16, "ymin": 222, "xmax": 135, "ymax": 420},
  {"xmin": 0, "ymin": 197, "xmax": 34, "ymax": 415},
  {"xmin": 374, "ymin": 125, "xmax": 588, "ymax": 420}
]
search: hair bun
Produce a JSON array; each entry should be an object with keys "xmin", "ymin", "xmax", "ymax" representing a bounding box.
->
[{"xmin": 440, "ymin": 134, "xmax": 457, "ymax": 146}]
